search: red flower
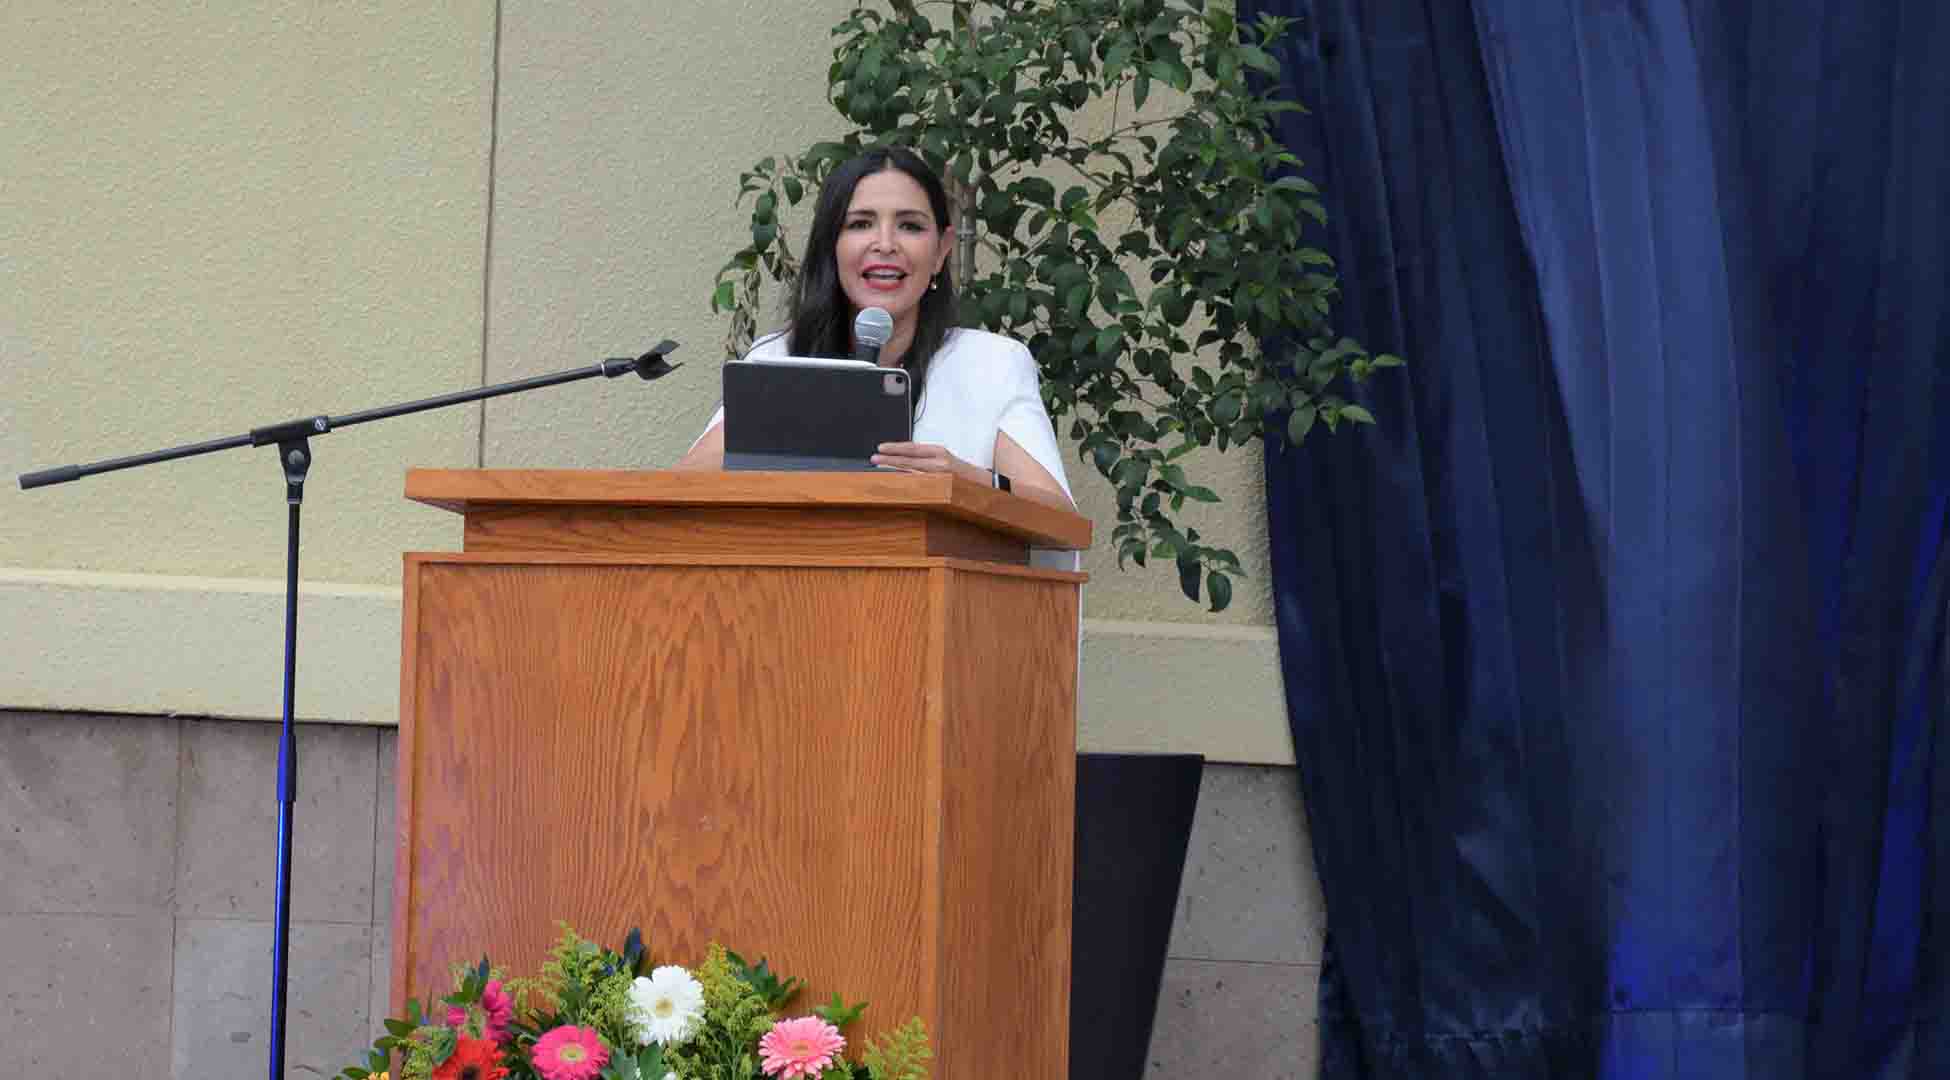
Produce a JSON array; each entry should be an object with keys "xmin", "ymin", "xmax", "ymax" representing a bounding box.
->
[{"xmin": 432, "ymin": 1036, "xmax": 510, "ymax": 1080}]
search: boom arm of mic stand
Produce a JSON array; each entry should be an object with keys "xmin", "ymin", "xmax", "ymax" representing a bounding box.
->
[{"xmin": 17, "ymin": 341, "xmax": 683, "ymax": 490}]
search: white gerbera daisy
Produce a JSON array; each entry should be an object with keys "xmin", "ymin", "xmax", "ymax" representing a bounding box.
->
[{"xmin": 628, "ymin": 964, "xmax": 706, "ymax": 1046}]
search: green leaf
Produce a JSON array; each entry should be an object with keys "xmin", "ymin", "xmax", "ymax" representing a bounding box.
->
[
  {"xmin": 782, "ymin": 175, "xmax": 804, "ymax": 204},
  {"xmin": 1145, "ymin": 60, "xmax": 1189, "ymax": 90},
  {"xmin": 1090, "ymin": 440, "xmax": 1121, "ymax": 476},
  {"xmin": 813, "ymin": 991, "xmax": 870, "ymax": 1028},
  {"xmin": 1340, "ymin": 403, "xmax": 1376, "ymax": 424},
  {"xmin": 1177, "ymin": 553, "xmax": 1202, "ymax": 602},
  {"xmin": 726, "ymin": 951, "xmax": 804, "ymax": 1008},
  {"xmin": 1066, "ymin": 27, "xmax": 1092, "ymax": 66},
  {"xmin": 1066, "ymin": 282, "xmax": 1092, "ymax": 319},
  {"xmin": 1207, "ymin": 570, "xmax": 1233, "ymax": 612},
  {"xmin": 1094, "ymin": 325, "xmax": 1123, "ymax": 356},
  {"xmin": 1374, "ymin": 353, "xmax": 1406, "ymax": 367},
  {"xmin": 1160, "ymin": 286, "xmax": 1194, "ymax": 326},
  {"xmin": 1238, "ymin": 45, "xmax": 1281, "ymax": 75},
  {"xmin": 1211, "ymin": 393, "xmax": 1241, "ymax": 426},
  {"xmin": 1286, "ymin": 405, "xmax": 1317, "ymax": 445},
  {"xmin": 711, "ymin": 280, "xmax": 735, "ymax": 313},
  {"xmin": 1098, "ymin": 265, "xmax": 1135, "ymax": 301},
  {"xmin": 1133, "ymin": 71, "xmax": 1151, "ymax": 110},
  {"xmin": 1014, "ymin": 176, "xmax": 1056, "ymax": 208},
  {"xmin": 807, "ymin": 140, "xmax": 852, "ymax": 166}
]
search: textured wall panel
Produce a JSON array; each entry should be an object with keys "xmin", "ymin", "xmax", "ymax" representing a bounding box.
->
[{"xmin": 0, "ymin": 3, "xmax": 492, "ymax": 584}]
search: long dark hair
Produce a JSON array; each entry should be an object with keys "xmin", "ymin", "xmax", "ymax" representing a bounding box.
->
[{"xmin": 787, "ymin": 146, "xmax": 957, "ymax": 412}]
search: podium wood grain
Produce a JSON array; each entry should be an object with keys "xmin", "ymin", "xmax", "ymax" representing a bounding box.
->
[
  {"xmin": 407, "ymin": 468, "xmax": 1091, "ymax": 550},
  {"xmin": 394, "ymin": 471, "xmax": 1084, "ymax": 1075},
  {"xmin": 394, "ymin": 472, "xmax": 1085, "ymax": 1074},
  {"xmin": 460, "ymin": 506, "xmax": 1030, "ymax": 565}
]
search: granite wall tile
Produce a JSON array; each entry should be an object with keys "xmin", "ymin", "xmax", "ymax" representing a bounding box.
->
[
  {"xmin": 1166, "ymin": 764, "xmax": 1326, "ymax": 965},
  {"xmin": 176, "ymin": 720, "xmax": 380, "ymax": 923},
  {"xmin": 171, "ymin": 918, "xmax": 375, "ymax": 1080},
  {"xmin": 0, "ymin": 912, "xmax": 175, "ymax": 1080},
  {"xmin": 1147, "ymin": 957, "xmax": 1321, "ymax": 1078},
  {"xmin": 0, "ymin": 710, "xmax": 179, "ymax": 915}
]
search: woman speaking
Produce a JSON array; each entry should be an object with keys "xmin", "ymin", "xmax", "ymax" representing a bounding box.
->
[{"xmin": 677, "ymin": 146, "xmax": 1075, "ymax": 514}]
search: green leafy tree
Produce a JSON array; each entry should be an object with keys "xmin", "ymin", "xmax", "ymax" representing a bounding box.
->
[{"xmin": 714, "ymin": 0, "xmax": 1400, "ymax": 610}]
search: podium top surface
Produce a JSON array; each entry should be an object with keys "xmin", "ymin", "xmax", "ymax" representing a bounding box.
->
[{"xmin": 405, "ymin": 468, "xmax": 1093, "ymax": 551}]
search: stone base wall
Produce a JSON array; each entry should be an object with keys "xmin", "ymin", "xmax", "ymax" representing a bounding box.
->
[{"xmin": 0, "ymin": 712, "xmax": 1326, "ymax": 1078}]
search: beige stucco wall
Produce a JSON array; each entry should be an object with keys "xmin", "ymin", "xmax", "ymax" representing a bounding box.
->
[{"xmin": 0, "ymin": 2, "xmax": 1293, "ymax": 764}]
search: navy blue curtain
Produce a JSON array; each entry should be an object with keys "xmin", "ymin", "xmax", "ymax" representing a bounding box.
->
[{"xmin": 1244, "ymin": 0, "xmax": 1950, "ymax": 1075}]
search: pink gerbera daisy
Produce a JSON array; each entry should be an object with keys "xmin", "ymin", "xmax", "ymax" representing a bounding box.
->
[
  {"xmin": 530, "ymin": 1025, "xmax": 609, "ymax": 1080},
  {"xmin": 758, "ymin": 1016, "xmax": 845, "ymax": 1078}
]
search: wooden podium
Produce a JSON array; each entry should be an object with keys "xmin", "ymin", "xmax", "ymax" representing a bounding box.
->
[{"xmin": 390, "ymin": 470, "xmax": 1089, "ymax": 1075}]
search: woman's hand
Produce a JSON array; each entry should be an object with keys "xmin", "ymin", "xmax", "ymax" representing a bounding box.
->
[
  {"xmin": 872, "ymin": 438, "xmax": 1076, "ymax": 513},
  {"xmin": 871, "ymin": 442, "xmax": 988, "ymax": 485}
]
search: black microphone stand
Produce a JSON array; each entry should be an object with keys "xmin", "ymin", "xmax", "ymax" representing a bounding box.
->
[{"xmin": 17, "ymin": 341, "xmax": 680, "ymax": 1080}]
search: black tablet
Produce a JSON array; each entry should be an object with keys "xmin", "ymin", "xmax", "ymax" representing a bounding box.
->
[{"xmin": 722, "ymin": 358, "xmax": 913, "ymax": 471}]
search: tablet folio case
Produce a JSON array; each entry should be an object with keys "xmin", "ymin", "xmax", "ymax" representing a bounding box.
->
[{"xmin": 722, "ymin": 361, "xmax": 913, "ymax": 471}]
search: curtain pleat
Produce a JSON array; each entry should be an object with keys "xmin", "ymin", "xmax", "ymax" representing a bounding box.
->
[{"xmin": 1248, "ymin": 1, "xmax": 1949, "ymax": 1075}]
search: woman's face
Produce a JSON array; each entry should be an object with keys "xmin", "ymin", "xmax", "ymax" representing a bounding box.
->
[{"xmin": 835, "ymin": 167, "xmax": 954, "ymax": 337}]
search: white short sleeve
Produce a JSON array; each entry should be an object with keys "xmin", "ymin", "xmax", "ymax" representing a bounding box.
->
[{"xmin": 990, "ymin": 339, "xmax": 1073, "ymax": 501}]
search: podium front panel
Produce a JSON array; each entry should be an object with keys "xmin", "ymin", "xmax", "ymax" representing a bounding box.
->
[{"xmin": 393, "ymin": 551, "xmax": 1078, "ymax": 1074}]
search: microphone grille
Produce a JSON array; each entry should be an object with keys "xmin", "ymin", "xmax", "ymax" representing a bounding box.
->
[{"xmin": 853, "ymin": 306, "xmax": 895, "ymax": 348}]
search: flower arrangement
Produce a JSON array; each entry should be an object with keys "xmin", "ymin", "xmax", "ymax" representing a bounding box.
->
[{"xmin": 334, "ymin": 926, "xmax": 932, "ymax": 1080}]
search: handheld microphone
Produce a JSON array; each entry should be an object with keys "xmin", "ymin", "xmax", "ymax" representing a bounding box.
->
[{"xmin": 852, "ymin": 307, "xmax": 894, "ymax": 365}]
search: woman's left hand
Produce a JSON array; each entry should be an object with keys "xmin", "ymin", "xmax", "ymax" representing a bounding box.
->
[{"xmin": 871, "ymin": 442, "xmax": 987, "ymax": 485}]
